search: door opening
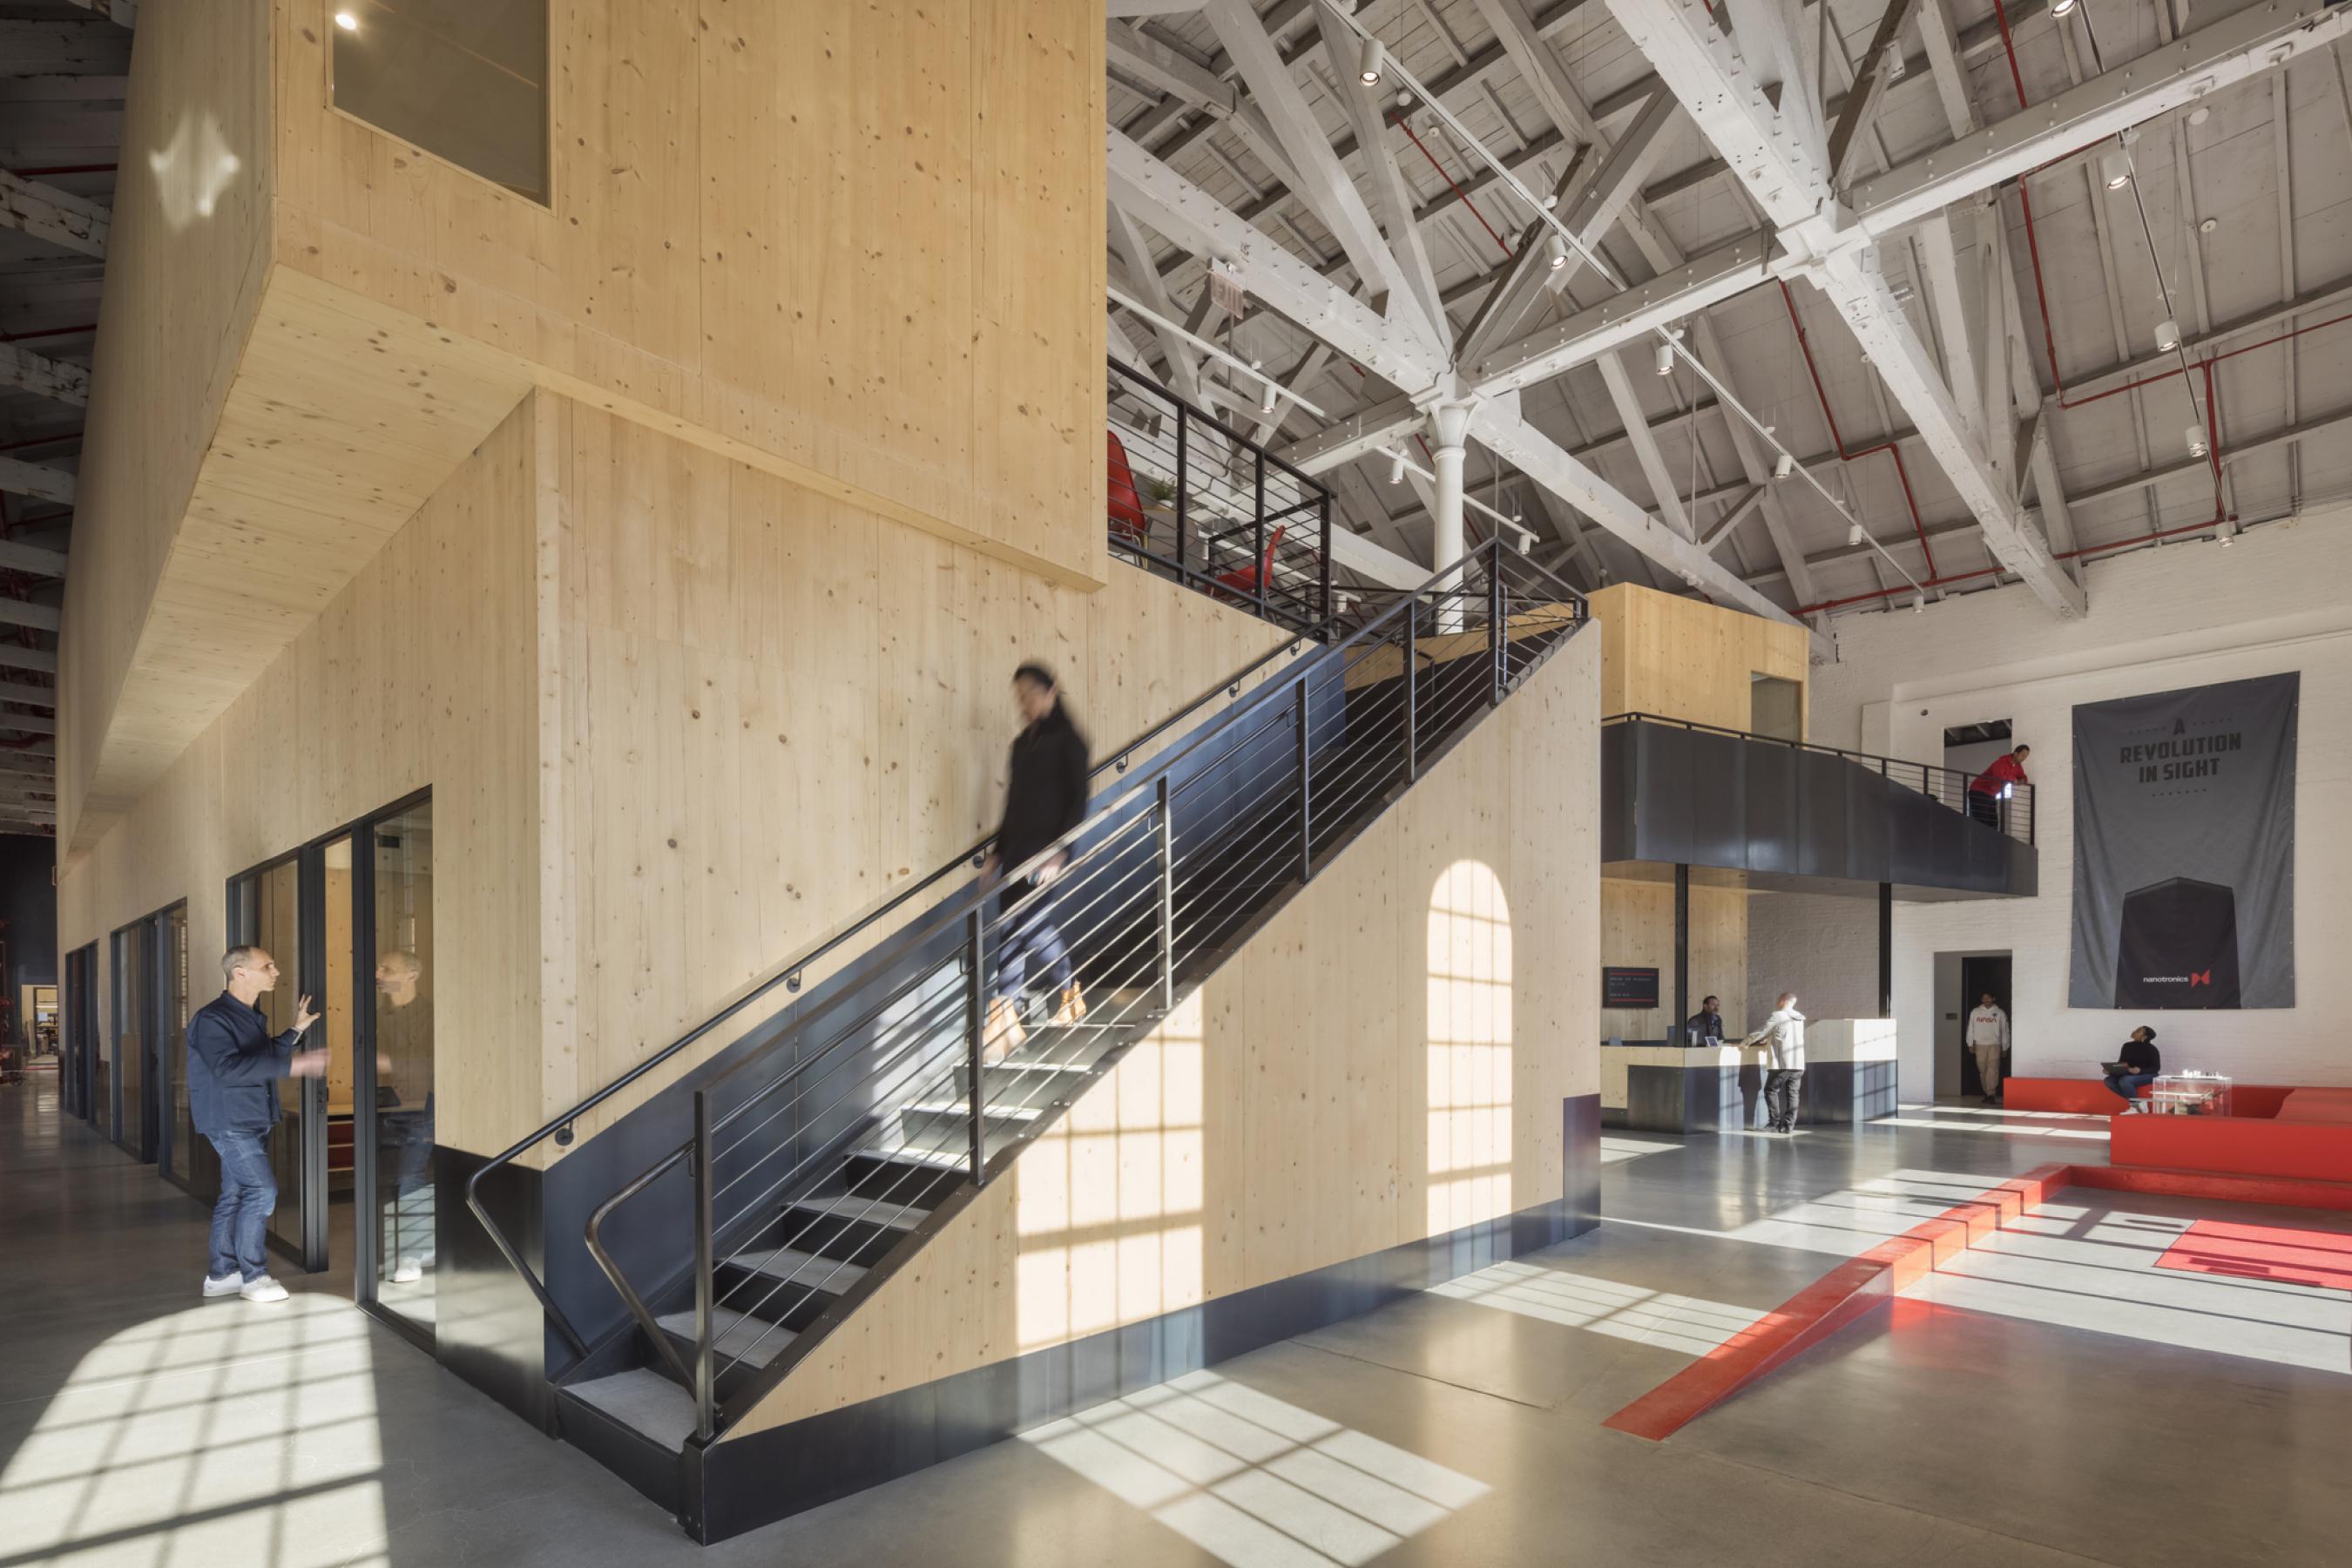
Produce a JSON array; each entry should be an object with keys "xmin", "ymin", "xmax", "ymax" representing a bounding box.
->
[{"xmin": 1935, "ymin": 950, "xmax": 2013, "ymax": 1101}]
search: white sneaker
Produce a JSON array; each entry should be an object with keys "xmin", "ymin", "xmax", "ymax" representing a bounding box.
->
[
  {"xmin": 389, "ymin": 1259, "xmax": 422, "ymax": 1284},
  {"xmin": 202, "ymin": 1274, "xmax": 242, "ymax": 1298},
  {"xmin": 239, "ymin": 1276, "xmax": 290, "ymax": 1303}
]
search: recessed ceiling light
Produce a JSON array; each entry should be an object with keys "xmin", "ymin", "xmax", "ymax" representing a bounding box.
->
[
  {"xmin": 335, "ymin": 10, "xmax": 358, "ymax": 29},
  {"xmin": 2199, "ymin": 216, "xmax": 2218, "ymax": 233}
]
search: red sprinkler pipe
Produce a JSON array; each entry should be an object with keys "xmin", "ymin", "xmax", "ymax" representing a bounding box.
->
[{"xmin": 1776, "ymin": 280, "xmax": 1941, "ymax": 579}]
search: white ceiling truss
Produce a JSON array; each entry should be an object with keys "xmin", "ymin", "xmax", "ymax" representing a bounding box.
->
[{"xmin": 1101, "ymin": 0, "xmax": 2352, "ymax": 647}]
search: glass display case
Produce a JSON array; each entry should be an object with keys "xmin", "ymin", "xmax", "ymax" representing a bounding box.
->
[{"xmin": 2145, "ymin": 1071, "xmax": 2233, "ymax": 1117}]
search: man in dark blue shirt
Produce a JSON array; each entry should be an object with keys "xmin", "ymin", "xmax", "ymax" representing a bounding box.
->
[{"xmin": 189, "ymin": 946, "xmax": 320, "ymax": 1301}]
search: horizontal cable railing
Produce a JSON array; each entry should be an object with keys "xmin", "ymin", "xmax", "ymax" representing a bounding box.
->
[
  {"xmin": 1601, "ymin": 711, "xmax": 2037, "ymax": 846},
  {"xmin": 1108, "ymin": 360, "xmax": 1333, "ymax": 632},
  {"xmin": 464, "ymin": 627, "xmax": 1335, "ymax": 1363},
  {"xmin": 586, "ymin": 540, "xmax": 1587, "ymax": 1443}
]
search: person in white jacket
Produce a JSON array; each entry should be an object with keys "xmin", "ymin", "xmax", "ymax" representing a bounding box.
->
[
  {"xmin": 1739, "ymin": 993, "xmax": 1806, "ymax": 1133},
  {"xmin": 1965, "ymin": 993, "xmax": 2011, "ymax": 1105}
]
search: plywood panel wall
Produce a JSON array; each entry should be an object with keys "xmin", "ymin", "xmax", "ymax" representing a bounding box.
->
[
  {"xmin": 1598, "ymin": 878, "xmax": 1749, "ymax": 1041},
  {"xmin": 57, "ymin": 0, "xmax": 273, "ymax": 847},
  {"xmin": 57, "ymin": 397, "xmax": 544, "ymax": 1159},
  {"xmin": 727, "ymin": 630, "xmax": 1603, "ymax": 1436},
  {"xmin": 538, "ymin": 402, "xmax": 1288, "ymax": 1147},
  {"xmin": 1590, "ymin": 584, "xmax": 1809, "ymax": 735},
  {"xmin": 270, "ymin": 0, "xmax": 1105, "ymax": 590}
]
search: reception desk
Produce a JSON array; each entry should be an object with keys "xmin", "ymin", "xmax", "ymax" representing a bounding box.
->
[{"xmin": 1601, "ymin": 1019, "xmax": 1898, "ymax": 1133}]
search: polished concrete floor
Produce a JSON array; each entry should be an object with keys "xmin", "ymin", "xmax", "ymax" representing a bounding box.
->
[{"xmin": 6, "ymin": 1067, "xmax": 2348, "ymax": 1567}]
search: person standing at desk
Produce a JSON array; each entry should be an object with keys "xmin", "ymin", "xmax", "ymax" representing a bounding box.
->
[
  {"xmin": 1738, "ymin": 992, "xmax": 1807, "ymax": 1133},
  {"xmin": 1685, "ymin": 996, "xmax": 1724, "ymax": 1045}
]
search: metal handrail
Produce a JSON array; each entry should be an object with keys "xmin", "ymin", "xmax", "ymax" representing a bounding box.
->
[
  {"xmin": 583, "ymin": 540, "xmax": 1588, "ymax": 1442},
  {"xmin": 465, "ymin": 624, "xmax": 1334, "ymax": 1362},
  {"xmin": 1600, "ymin": 710, "xmax": 2038, "ymax": 845}
]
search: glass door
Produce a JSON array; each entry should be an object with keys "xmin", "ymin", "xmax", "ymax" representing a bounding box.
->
[
  {"xmin": 231, "ymin": 855, "xmax": 324, "ymax": 1273},
  {"xmin": 158, "ymin": 904, "xmax": 206, "ymax": 1194},
  {"xmin": 109, "ymin": 921, "xmax": 156, "ymax": 1161},
  {"xmin": 63, "ymin": 943, "xmax": 95, "ymax": 1123},
  {"xmin": 362, "ymin": 798, "xmax": 436, "ymax": 1335}
]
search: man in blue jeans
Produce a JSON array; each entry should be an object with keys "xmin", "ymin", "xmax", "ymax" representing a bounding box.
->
[
  {"xmin": 188, "ymin": 946, "xmax": 321, "ymax": 1301},
  {"xmin": 2104, "ymin": 1026, "xmax": 2162, "ymax": 1113}
]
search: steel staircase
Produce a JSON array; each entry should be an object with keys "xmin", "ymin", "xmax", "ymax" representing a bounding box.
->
[{"xmin": 465, "ymin": 456, "xmax": 1586, "ymax": 1537}]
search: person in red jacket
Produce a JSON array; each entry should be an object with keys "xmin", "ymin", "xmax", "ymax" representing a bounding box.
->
[{"xmin": 1967, "ymin": 744, "xmax": 2029, "ymax": 828}]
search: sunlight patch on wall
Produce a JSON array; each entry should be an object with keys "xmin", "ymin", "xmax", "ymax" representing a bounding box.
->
[
  {"xmin": 1016, "ymin": 993, "xmax": 1206, "ymax": 1349},
  {"xmin": 1426, "ymin": 861, "xmax": 1512, "ymax": 1233},
  {"xmin": 1020, "ymin": 1369, "xmax": 1489, "ymax": 1567}
]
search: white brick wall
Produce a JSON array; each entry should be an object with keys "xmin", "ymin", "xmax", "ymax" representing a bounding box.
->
[
  {"xmin": 1781, "ymin": 508, "xmax": 2352, "ymax": 1097},
  {"xmin": 1746, "ymin": 891, "xmax": 1878, "ymax": 1025}
]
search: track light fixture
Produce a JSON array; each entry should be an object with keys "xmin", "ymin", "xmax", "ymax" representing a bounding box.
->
[
  {"xmin": 2101, "ymin": 150, "xmax": 2132, "ymax": 190},
  {"xmin": 2186, "ymin": 425, "xmax": 2208, "ymax": 459},
  {"xmin": 1914, "ymin": 595, "xmax": 1926, "ymax": 615},
  {"xmin": 1546, "ymin": 233, "xmax": 1568, "ymax": 271},
  {"xmin": 1848, "ymin": 522, "xmax": 1867, "ymax": 547},
  {"xmin": 1358, "ymin": 36, "xmax": 1384, "ymax": 85},
  {"xmin": 335, "ymin": 9, "xmax": 359, "ymax": 27},
  {"xmin": 2051, "ymin": 0, "xmax": 2077, "ymax": 15},
  {"xmin": 1774, "ymin": 452, "xmax": 1794, "ymax": 480},
  {"xmin": 1259, "ymin": 381, "xmax": 1277, "ymax": 415},
  {"xmin": 2155, "ymin": 319, "xmax": 2182, "ymax": 353},
  {"xmin": 1388, "ymin": 451, "xmax": 1406, "ymax": 485},
  {"xmin": 1653, "ymin": 339, "xmax": 1674, "ymax": 376}
]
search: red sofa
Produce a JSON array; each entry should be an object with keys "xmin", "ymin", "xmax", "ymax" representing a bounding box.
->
[{"xmin": 2108, "ymin": 1085, "xmax": 2352, "ymax": 1185}]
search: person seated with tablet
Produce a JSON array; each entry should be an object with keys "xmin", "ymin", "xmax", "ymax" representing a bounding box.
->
[{"xmin": 2103, "ymin": 1026, "xmax": 2161, "ymax": 1112}]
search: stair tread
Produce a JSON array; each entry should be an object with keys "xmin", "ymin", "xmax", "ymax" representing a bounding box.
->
[
  {"xmin": 655, "ymin": 1305, "xmax": 796, "ymax": 1369},
  {"xmin": 720, "ymin": 1246, "xmax": 868, "ymax": 1294},
  {"xmin": 783, "ymin": 1193, "xmax": 932, "ymax": 1229},
  {"xmin": 903, "ymin": 1098, "xmax": 1045, "ymax": 1122},
  {"xmin": 564, "ymin": 1367, "xmax": 695, "ymax": 1452}
]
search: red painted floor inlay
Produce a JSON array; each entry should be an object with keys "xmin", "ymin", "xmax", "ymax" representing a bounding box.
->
[{"xmin": 2153, "ymin": 1219, "xmax": 2352, "ymax": 1292}]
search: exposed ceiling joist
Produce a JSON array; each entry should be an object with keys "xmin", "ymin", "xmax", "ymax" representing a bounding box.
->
[
  {"xmin": 1828, "ymin": 0, "xmax": 1923, "ymax": 189},
  {"xmin": 1310, "ymin": 6, "xmax": 1446, "ymax": 341},
  {"xmin": 1201, "ymin": 0, "xmax": 1444, "ymax": 357},
  {"xmin": 0, "ymin": 342, "xmax": 89, "ymax": 409},
  {"xmin": 0, "ymin": 457, "xmax": 74, "ymax": 506},
  {"xmin": 0, "ymin": 539, "xmax": 66, "ymax": 578},
  {"xmin": 1106, "ymin": 20, "xmax": 1301, "ymax": 190},
  {"xmin": 58, "ymin": 0, "xmax": 137, "ymax": 26},
  {"xmin": 0, "ymin": 19, "xmax": 130, "ymax": 76},
  {"xmin": 1605, "ymin": 0, "xmax": 2102, "ymax": 617},
  {"xmin": 0, "ymin": 645, "xmax": 57, "ymax": 674},
  {"xmin": 0, "ymin": 168, "xmax": 107, "ymax": 260}
]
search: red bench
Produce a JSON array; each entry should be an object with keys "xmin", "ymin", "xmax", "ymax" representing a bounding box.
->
[{"xmin": 2002, "ymin": 1076, "xmax": 2149, "ymax": 1115}]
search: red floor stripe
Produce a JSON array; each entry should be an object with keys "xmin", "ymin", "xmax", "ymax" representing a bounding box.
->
[
  {"xmin": 2064, "ymin": 1161, "xmax": 2352, "ymax": 1213},
  {"xmin": 1600, "ymin": 1163, "xmax": 2073, "ymax": 1443},
  {"xmin": 2153, "ymin": 1219, "xmax": 2352, "ymax": 1291}
]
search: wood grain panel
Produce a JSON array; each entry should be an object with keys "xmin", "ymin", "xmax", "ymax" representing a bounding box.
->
[
  {"xmin": 1598, "ymin": 878, "xmax": 1749, "ymax": 1041},
  {"xmin": 57, "ymin": 398, "xmax": 544, "ymax": 1159},
  {"xmin": 57, "ymin": 0, "xmax": 272, "ymax": 852},
  {"xmin": 538, "ymin": 402, "xmax": 1288, "ymax": 1146},
  {"xmin": 1588, "ymin": 584, "xmax": 1809, "ymax": 735},
  {"xmin": 273, "ymin": 0, "xmax": 1099, "ymax": 584},
  {"xmin": 727, "ymin": 631, "xmax": 1602, "ymax": 1435}
]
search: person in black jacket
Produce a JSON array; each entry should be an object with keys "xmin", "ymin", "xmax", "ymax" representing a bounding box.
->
[
  {"xmin": 2104, "ymin": 1026, "xmax": 2161, "ymax": 1112},
  {"xmin": 188, "ymin": 946, "xmax": 321, "ymax": 1301},
  {"xmin": 1686, "ymin": 997, "xmax": 1725, "ymax": 1045},
  {"xmin": 981, "ymin": 663, "xmax": 1092, "ymax": 1061}
]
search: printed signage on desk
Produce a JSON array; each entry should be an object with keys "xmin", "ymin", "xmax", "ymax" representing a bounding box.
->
[
  {"xmin": 1603, "ymin": 966, "xmax": 1659, "ymax": 1009},
  {"xmin": 2069, "ymin": 673, "xmax": 2298, "ymax": 1009}
]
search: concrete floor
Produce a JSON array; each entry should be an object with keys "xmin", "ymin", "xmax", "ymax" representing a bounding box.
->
[{"xmin": 5, "ymin": 1068, "xmax": 2347, "ymax": 1567}]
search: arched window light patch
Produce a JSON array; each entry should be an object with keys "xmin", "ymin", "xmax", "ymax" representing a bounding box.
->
[{"xmin": 1425, "ymin": 861, "xmax": 1512, "ymax": 1234}]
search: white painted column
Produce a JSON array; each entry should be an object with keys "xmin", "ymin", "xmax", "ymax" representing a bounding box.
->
[{"xmin": 1427, "ymin": 400, "xmax": 1474, "ymax": 632}]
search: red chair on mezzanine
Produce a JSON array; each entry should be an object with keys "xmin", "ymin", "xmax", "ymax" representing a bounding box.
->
[
  {"xmin": 1212, "ymin": 522, "xmax": 1288, "ymax": 604},
  {"xmin": 1107, "ymin": 431, "xmax": 1150, "ymax": 549}
]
